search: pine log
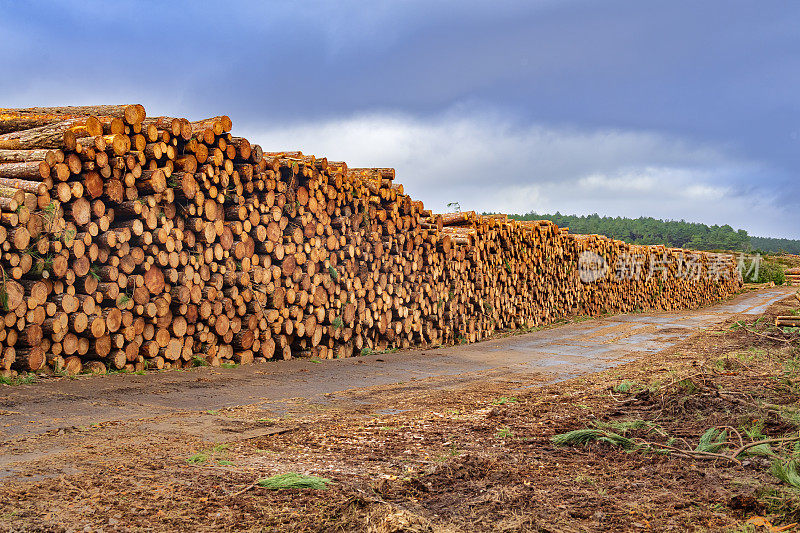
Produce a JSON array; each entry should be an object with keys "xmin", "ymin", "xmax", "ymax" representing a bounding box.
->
[
  {"xmin": 1, "ymin": 105, "xmax": 145, "ymax": 125},
  {"xmin": 0, "ymin": 118, "xmax": 95, "ymax": 150}
]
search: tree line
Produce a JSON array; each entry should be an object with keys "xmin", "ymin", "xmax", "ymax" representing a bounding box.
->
[
  {"xmin": 497, "ymin": 212, "xmax": 800, "ymax": 254},
  {"xmin": 750, "ymin": 236, "xmax": 800, "ymax": 255}
]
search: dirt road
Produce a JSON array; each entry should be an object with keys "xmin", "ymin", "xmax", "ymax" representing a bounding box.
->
[{"xmin": 0, "ymin": 287, "xmax": 790, "ymax": 443}]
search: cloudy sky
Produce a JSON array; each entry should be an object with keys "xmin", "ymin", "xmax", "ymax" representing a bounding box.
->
[{"xmin": 1, "ymin": 1, "xmax": 798, "ymax": 237}]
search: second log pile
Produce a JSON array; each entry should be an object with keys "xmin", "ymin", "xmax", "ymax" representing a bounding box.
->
[
  {"xmin": 775, "ymin": 290, "xmax": 800, "ymax": 327},
  {"xmin": 785, "ymin": 267, "xmax": 800, "ymax": 287},
  {"xmin": 0, "ymin": 104, "xmax": 742, "ymax": 376}
]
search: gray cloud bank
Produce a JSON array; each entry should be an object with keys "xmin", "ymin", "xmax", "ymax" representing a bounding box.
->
[{"xmin": 241, "ymin": 107, "xmax": 791, "ymax": 238}]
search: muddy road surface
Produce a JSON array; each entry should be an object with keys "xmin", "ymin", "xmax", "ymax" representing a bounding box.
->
[{"xmin": 1, "ymin": 287, "xmax": 790, "ymax": 442}]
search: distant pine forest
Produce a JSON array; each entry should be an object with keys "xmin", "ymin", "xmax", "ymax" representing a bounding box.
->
[{"xmin": 499, "ymin": 212, "xmax": 800, "ymax": 254}]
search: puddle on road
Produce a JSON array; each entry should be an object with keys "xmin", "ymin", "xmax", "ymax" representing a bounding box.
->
[{"xmin": 375, "ymin": 408, "xmax": 410, "ymax": 415}]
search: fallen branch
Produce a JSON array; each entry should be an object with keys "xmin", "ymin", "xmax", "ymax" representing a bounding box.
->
[
  {"xmin": 732, "ymin": 435, "xmax": 800, "ymax": 458},
  {"xmin": 716, "ymin": 425, "xmax": 745, "ymax": 449},
  {"xmin": 554, "ymin": 424, "xmax": 800, "ymax": 467},
  {"xmin": 741, "ymin": 326, "xmax": 794, "ymax": 344},
  {"xmin": 646, "ymin": 442, "xmax": 742, "ymax": 465},
  {"xmin": 228, "ymin": 478, "xmax": 262, "ymax": 498}
]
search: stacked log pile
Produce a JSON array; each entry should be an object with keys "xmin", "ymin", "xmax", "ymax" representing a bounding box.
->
[
  {"xmin": 776, "ymin": 285, "xmax": 800, "ymax": 327},
  {"xmin": 776, "ymin": 315, "xmax": 800, "ymax": 327},
  {"xmin": 571, "ymin": 233, "xmax": 743, "ymax": 315},
  {"xmin": 0, "ymin": 104, "xmax": 742, "ymax": 377},
  {"xmin": 785, "ymin": 267, "xmax": 800, "ymax": 286}
]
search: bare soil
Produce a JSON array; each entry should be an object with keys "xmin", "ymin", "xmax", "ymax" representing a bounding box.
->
[{"xmin": 1, "ymin": 290, "xmax": 799, "ymax": 532}]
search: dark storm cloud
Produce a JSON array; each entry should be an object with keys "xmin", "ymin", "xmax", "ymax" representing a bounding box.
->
[{"xmin": 1, "ymin": 0, "xmax": 798, "ymax": 237}]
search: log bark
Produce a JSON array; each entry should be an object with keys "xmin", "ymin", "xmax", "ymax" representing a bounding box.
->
[
  {"xmin": 1, "ymin": 105, "xmax": 145, "ymax": 125},
  {"xmin": 0, "ymin": 118, "xmax": 95, "ymax": 150}
]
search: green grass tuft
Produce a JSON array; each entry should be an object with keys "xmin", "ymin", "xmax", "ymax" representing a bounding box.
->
[
  {"xmin": 496, "ymin": 427, "xmax": 514, "ymax": 439},
  {"xmin": 695, "ymin": 428, "xmax": 727, "ymax": 453},
  {"xmin": 187, "ymin": 453, "xmax": 209, "ymax": 464},
  {"xmin": 677, "ymin": 378, "xmax": 699, "ymax": 394},
  {"xmin": 0, "ymin": 373, "xmax": 37, "ymax": 386},
  {"xmin": 257, "ymin": 472, "xmax": 331, "ymax": 490},
  {"xmin": 492, "ymin": 396, "xmax": 518, "ymax": 405},
  {"xmin": 741, "ymin": 421, "xmax": 774, "ymax": 457},
  {"xmin": 191, "ymin": 356, "xmax": 209, "ymax": 367},
  {"xmin": 772, "ymin": 460, "xmax": 800, "ymax": 489},
  {"xmin": 613, "ymin": 380, "xmax": 637, "ymax": 393},
  {"xmin": 551, "ymin": 428, "xmax": 637, "ymax": 449},
  {"xmin": 595, "ymin": 419, "xmax": 656, "ymax": 435}
]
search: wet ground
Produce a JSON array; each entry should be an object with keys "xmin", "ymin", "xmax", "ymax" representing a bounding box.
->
[{"xmin": 0, "ymin": 287, "xmax": 791, "ymax": 443}]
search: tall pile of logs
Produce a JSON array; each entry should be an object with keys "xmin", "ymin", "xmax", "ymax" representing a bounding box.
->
[{"xmin": 0, "ymin": 104, "xmax": 742, "ymax": 376}]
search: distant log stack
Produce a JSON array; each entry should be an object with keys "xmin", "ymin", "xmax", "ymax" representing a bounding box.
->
[
  {"xmin": 776, "ymin": 315, "xmax": 800, "ymax": 328},
  {"xmin": 0, "ymin": 104, "xmax": 742, "ymax": 377},
  {"xmin": 785, "ymin": 267, "xmax": 800, "ymax": 286}
]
